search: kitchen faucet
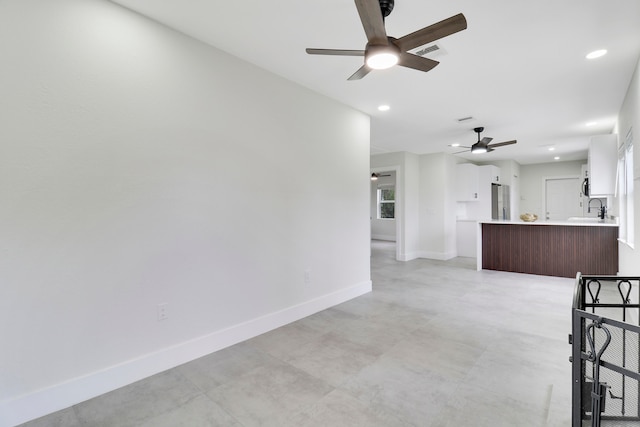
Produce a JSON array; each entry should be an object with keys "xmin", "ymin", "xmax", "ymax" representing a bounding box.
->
[{"xmin": 587, "ymin": 198, "xmax": 606, "ymax": 220}]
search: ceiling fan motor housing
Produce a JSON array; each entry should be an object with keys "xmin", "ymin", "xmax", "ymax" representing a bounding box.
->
[
  {"xmin": 365, "ymin": 42, "xmax": 400, "ymax": 62},
  {"xmin": 378, "ymin": 0, "xmax": 394, "ymax": 18}
]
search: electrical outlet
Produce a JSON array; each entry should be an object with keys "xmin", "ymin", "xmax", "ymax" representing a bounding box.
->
[
  {"xmin": 304, "ymin": 269, "xmax": 311, "ymax": 285},
  {"xmin": 157, "ymin": 303, "xmax": 168, "ymax": 321}
]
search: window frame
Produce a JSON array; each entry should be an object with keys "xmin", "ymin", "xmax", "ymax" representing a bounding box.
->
[
  {"xmin": 617, "ymin": 128, "xmax": 634, "ymax": 248},
  {"xmin": 377, "ymin": 185, "xmax": 395, "ymax": 220}
]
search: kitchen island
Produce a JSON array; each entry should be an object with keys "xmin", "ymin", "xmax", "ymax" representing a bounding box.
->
[{"xmin": 478, "ymin": 219, "xmax": 619, "ymax": 278}]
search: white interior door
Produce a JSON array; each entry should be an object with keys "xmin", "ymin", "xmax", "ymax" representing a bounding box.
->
[{"xmin": 545, "ymin": 177, "xmax": 581, "ymax": 220}]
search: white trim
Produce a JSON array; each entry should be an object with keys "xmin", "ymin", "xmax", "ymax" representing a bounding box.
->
[
  {"xmin": 398, "ymin": 252, "xmax": 420, "ymax": 262},
  {"xmin": 618, "ymin": 237, "xmax": 635, "ymax": 250},
  {"xmin": 476, "ymin": 221, "xmax": 483, "ymax": 270},
  {"xmin": 416, "ymin": 250, "xmax": 457, "ymax": 261},
  {"xmin": 376, "ymin": 183, "xmax": 395, "ymax": 189},
  {"xmin": 371, "ymin": 234, "xmax": 396, "ymax": 241},
  {"xmin": 0, "ymin": 281, "xmax": 372, "ymax": 427}
]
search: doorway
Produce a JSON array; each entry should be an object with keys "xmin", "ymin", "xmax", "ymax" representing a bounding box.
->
[{"xmin": 370, "ymin": 167, "xmax": 400, "ymax": 260}]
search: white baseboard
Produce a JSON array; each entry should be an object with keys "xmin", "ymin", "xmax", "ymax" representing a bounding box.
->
[
  {"xmin": 416, "ymin": 250, "xmax": 457, "ymax": 261},
  {"xmin": 0, "ymin": 280, "xmax": 372, "ymax": 427},
  {"xmin": 398, "ymin": 251, "xmax": 419, "ymax": 261},
  {"xmin": 398, "ymin": 251, "xmax": 458, "ymax": 262}
]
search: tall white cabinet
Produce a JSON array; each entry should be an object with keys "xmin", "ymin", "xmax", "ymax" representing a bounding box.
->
[
  {"xmin": 456, "ymin": 164, "xmax": 501, "ymax": 257},
  {"xmin": 588, "ymin": 134, "xmax": 617, "ymax": 196}
]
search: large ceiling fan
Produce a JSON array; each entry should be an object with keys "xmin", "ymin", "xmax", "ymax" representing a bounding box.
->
[
  {"xmin": 305, "ymin": 0, "xmax": 467, "ymax": 80},
  {"xmin": 455, "ymin": 127, "xmax": 518, "ymax": 154}
]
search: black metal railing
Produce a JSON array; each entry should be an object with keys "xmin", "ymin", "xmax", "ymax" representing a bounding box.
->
[{"xmin": 572, "ymin": 273, "xmax": 640, "ymax": 426}]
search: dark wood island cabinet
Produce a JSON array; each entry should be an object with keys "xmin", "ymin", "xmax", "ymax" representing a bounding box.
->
[{"xmin": 480, "ymin": 221, "xmax": 619, "ymax": 278}]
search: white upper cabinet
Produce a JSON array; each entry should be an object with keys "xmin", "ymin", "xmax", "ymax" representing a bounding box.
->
[
  {"xmin": 588, "ymin": 135, "xmax": 617, "ymax": 196},
  {"xmin": 486, "ymin": 165, "xmax": 501, "ymax": 183},
  {"xmin": 455, "ymin": 163, "xmax": 502, "ymax": 202},
  {"xmin": 455, "ymin": 163, "xmax": 479, "ymax": 201}
]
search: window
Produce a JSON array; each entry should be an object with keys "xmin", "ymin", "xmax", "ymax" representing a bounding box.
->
[
  {"xmin": 618, "ymin": 128, "xmax": 634, "ymax": 247},
  {"xmin": 377, "ymin": 186, "xmax": 395, "ymax": 219}
]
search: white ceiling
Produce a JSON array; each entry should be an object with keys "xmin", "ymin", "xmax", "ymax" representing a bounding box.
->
[{"xmin": 111, "ymin": 0, "xmax": 640, "ymax": 164}]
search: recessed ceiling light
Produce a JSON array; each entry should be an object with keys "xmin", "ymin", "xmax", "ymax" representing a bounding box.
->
[
  {"xmin": 586, "ymin": 121, "xmax": 597, "ymax": 127},
  {"xmin": 586, "ymin": 49, "xmax": 607, "ymax": 59},
  {"xmin": 548, "ymin": 147, "xmax": 555, "ymax": 151},
  {"xmin": 554, "ymin": 156, "xmax": 560, "ymax": 160},
  {"xmin": 378, "ymin": 105, "xmax": 390, "ymax": 111}
]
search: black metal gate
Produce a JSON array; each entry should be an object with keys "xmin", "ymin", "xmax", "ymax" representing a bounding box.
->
[{"xmin": 572, "ymin": 274, "xmax": 640, "ymax": 426}]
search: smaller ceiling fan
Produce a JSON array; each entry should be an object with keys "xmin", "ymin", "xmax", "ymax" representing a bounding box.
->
[
  {"xmin": 453, "ymin": 127, "xmax": 517, "ymax": 154},
  {"xmin": 371, "ymin": 172, "xmax": 392, "ymax": 180}
]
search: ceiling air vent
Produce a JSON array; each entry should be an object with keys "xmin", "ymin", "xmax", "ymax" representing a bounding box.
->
[
  {"xmin": 457, "ymin": 116, "xmax": 474, "ymax": 123},
  {"xmin": 415, "ymin": 44, "xmax": 440, "ymax": 57}
]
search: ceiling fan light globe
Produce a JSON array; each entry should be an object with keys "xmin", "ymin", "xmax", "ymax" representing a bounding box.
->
[
  {"xmin": 366, "ymin": 52, "xmax": 398, "ymax": 69},
  {"xmin": 471, "ymin": 143, "xmax": 487, "ymax": 154},
  {"xmin": 365, "ymin": 44, "xmax": 400, "ymax": 70}
]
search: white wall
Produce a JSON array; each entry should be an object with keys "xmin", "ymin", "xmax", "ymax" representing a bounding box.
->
[
  {"xmin": 0, "ymin": 1, "xmax": 371, "ymax": 425},
  {"xmin": 403, "ymin": 153, "xmax": 421, "ymax": 260},
  {"xmin": 617, "ymin": 55, "xmax": 640, "ymax": 275},
  {"xmin": 519, "ymin": 160, "xmax": 585, "ymax": 218},
  {"xmin": 418, "ymin": 153, "xmax": 457, "ymax": 260}
]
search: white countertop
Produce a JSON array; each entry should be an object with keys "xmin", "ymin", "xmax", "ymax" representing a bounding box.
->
[{"xmin": 478, "ymin": 219, "xmax": 619, "ymax": 227}]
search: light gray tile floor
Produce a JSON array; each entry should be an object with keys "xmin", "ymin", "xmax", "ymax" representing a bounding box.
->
[{"xmin": 18, "ymin": 240, "xmax": 574, "ymax": 426}]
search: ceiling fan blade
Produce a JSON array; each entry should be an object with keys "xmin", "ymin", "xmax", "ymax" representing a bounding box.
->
[
  {"xmin": 398, "ymin": 52, "xmax": 439, "ymax": 72},
  {"xmin": 481, "ymin": 137, "xmax": 493, "ymax": 144},
  {"xmin": 354, "ymin": 0, "xmax": 388, "ymax": 45},
  {"xmin": 395, "ymin": 13, "xmax": 467, "ymax": 52},
  {"xmin": 487, "ymin": 140, "xmax": 517, "ymax": 148},
  {"xmin": 347, "ymin": 64, "xmax": 372, "ymax": 81},
  {"xmin": 306, "ymin": 48, "xmax": 365, "ymax": 56}
]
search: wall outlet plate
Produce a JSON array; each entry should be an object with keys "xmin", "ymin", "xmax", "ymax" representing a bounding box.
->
[{"xmin": 157, "ymin": 303, "xmax": 168, "ymax": 321}]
